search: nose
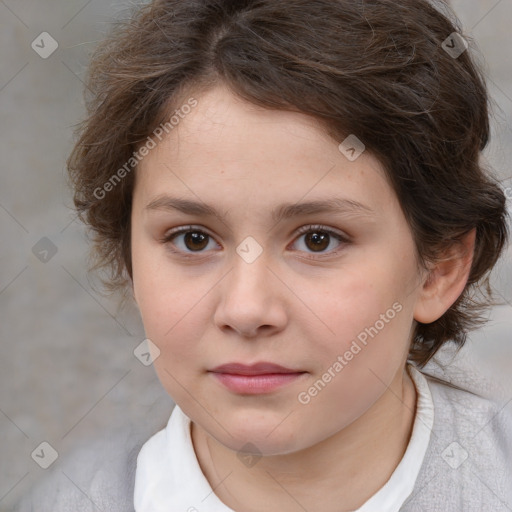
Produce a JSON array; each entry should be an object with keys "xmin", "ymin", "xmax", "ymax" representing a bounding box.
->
[{"xmin": 213, "ymin": 251, "xmax": 288, "ymax": 339}]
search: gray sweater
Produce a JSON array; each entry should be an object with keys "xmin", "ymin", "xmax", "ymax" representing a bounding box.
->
[{"xmin": 11, "ymin": 367, "xmax": 512, "ymax": 512}]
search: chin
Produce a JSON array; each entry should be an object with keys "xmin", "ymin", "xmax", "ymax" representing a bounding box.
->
[
  {"xmin": 225, "ymin": 433, "xmax": 304, "ymax": 457},
  {"xmin": 204, "ymin": 416, "xmax": 308, "ymax": 456}
]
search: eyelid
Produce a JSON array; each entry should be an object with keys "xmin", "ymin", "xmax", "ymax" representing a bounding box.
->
[
  {"xmin": 288, "ymin": 224, "xmax": 351, "ymax": 258},
  {"xmin": 159, "ymin": 225, "xmax": 216, "ymax": 246},
  {"xmin": 293, "ymin": 224, "xmax": 350, "ymax": 241},
  {"xmin": 161, "ymin": 224, "xmax": 350, "ymax": 242}
]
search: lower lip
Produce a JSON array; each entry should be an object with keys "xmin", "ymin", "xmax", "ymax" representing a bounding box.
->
[{"xmin": 211, "ymin": 372, "xmax": 306, "ymax": 394}]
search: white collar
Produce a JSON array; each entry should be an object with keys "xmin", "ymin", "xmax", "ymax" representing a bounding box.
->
[{"xmin": 134, "ymin": 365, "xmax": 434, "ymax": 512}]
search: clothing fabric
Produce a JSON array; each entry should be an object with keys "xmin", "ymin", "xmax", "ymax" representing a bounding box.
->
[{"xmin": 12, "ymin": 356, "xmax": 512, "ymax": 511}]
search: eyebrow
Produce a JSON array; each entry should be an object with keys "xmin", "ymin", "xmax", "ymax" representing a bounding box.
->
[{"xmin": 145, "ymin": 196, "xmax": 375, "ymax": 224}]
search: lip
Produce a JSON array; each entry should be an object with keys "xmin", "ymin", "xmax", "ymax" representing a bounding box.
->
[
  {"xmin": 210, "ymin": 362, "xmax": 302, "ymax": 375},
  {"xmin": 209, "ymin": 362, "xmax": 307, "ymax": 394}
]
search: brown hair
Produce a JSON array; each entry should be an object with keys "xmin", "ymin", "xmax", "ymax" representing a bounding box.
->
[{"xmin": 67, "ymin": 0, "xmax": 509, "ymax": 366}]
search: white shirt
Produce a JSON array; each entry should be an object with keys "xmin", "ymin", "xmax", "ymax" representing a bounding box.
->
[{"xmin": 134, "ymin": 365, "xmax": 434, "ymax": 512}]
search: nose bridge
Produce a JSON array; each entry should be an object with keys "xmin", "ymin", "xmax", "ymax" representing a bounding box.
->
[{"xmin": 229, "ymin": 242, "xmax": 272, "ymax": 296}]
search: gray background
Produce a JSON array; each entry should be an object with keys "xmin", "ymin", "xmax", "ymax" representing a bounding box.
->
[{"xmin": 0, "ymin": 0, "xmax": 511, "ymax": 509}]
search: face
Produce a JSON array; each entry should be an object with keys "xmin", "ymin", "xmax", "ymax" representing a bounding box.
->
[{"xmin": 131, "ymin": 84, "xmax": 426, "ymax": 456}]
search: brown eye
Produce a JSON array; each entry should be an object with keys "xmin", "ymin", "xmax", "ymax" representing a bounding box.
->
[
  {"xmin": 182, "ymin": 231, "xmax": 209, "ymax": 251},
  {"xmin": 292, "ymin": 224, "xmax": 349, "ymax": 258},
  {"xmin": 161, "ymin": 226, "xmax": 219, "ymax": 255},
  {"xmin": 304, "ymin": 231, "xmax": 330, "ymax": 252}
]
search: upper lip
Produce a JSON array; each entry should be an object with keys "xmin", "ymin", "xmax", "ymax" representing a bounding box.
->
[{"xmin": 210, "ymin": 362, "xmax": 304, "ymax": 375}]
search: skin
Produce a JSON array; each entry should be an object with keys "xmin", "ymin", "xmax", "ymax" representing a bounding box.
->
[{"xmin": 130, "ymin": 83, "xmax": 475, "ymax": 511}]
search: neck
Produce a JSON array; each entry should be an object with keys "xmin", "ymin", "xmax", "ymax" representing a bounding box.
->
[{"xmin": 191, "ymin": 366, "xmax": 417, "ymax": 512}]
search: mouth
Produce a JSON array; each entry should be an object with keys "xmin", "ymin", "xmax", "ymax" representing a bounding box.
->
[{"xmin": 208, "ymin": 362, "xmax": 308, "ymax": 394}]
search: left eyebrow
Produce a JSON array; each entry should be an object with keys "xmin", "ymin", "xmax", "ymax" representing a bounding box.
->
[
  {"xmin": 145, "ymin": 196, "xmax": 375, "ymax": 224},
  {"xmin": 271, "ymin": 198, "xmax": 375, "ymax": 223}
]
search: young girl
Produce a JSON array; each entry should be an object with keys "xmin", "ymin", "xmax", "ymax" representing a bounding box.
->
[{"xmin": 17, "ymin": 0, "xmax": 512, "ymax": 510}]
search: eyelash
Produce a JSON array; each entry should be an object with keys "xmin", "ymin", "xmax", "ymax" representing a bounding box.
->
[{"xmin": 160, "ymin": 224, "xmax": 350, "ymax": 260}]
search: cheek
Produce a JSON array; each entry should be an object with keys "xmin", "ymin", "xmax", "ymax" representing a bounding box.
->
[
  {"xmin": 295, "ymin": 278, "xmax": 410, "ymax": 429},
  {"xmin": 132, "ymin": 243, "xmax": 193, "ymax": 349},
  {"xmin": 136, "ymin": 281, "xmax": 205, "ymax": 357},
  {"xmin": 313, "ymin": 262, "xmax": 406, "ymax": 344},
  {"xmin": 299, "ymin": 256, "xmax": 414, "ymax": 398}
]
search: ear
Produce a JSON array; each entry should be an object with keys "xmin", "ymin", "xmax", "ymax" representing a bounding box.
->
[{"xmin": 414, "ymin": 228, "xmax": 476, "ymax": 324}]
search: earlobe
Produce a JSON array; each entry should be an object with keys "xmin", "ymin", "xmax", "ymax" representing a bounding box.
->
[{"xmin": 413, "ymin": 228, "xmax": 476, "ymax": 324}]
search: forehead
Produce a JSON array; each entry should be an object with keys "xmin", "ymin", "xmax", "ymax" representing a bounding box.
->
[{"xmin": 134, "ymin": 85, "xmax": 397, "ymax": 218}]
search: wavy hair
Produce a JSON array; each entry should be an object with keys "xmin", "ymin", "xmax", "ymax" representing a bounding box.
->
[{"xmin": 67, "ymin": 0, "xmax": 509, "ymax": 366}]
